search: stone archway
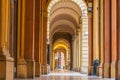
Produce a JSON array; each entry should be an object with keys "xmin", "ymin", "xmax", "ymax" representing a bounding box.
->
[{"xmin": 47, "ymin": 0, "xmax": 88, "ymax": 73}]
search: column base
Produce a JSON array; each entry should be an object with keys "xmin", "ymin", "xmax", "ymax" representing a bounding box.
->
[
  {"xmin": 26, "ymin": 60, "xmax": 35, "ymax": 78},
  {"xmin": 88, "ymin": 66, "xmax": 93, "ymax": 75},
  {"xmin": 78, "ymin": 67, "xmax": 81, "ymax": 72},
  {"xmin": 17, "ymin": 59, "xmax": 27, "ymax": 78},
  {"xmin": 111, "ymin": 62, "xmax": 117, "ymax": 78},
  {"xmin": 0, "ymin": 47, "xmax": 14, "ymax": 80},
  {"xmin": 0, "ymin": 55, "xmax": 14, "ymax": 80},
  {"xmin": 103, "ymin": 62, "xmax": 110, "ymax": 78},
  {"xmin": 117, "ymin": 60, "xmax": 120, "ymax": 80},
  {"xmin": 75, "ymin": 67, "xmax": 78, "ymax": 72},
  {"xmin": 35, "ymin": 62, "xmax": 41, "ymax": 77},
  {"xmin": 98, "ymin": 63, "xmax": 103, "ymax": 77},
  {"xmin": 43, "ymin": 65, "xmax": 47, "ymax": 74}
]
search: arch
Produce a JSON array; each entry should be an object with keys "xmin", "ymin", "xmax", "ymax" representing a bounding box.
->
[
  {"xmin": 50, "ymin": 1, "xmax": 82, "ymax": 16},
  {"xmin": 50, "ymin": 14, "xmax": 78, "ymax": 28},
  {"xmin": 48, "ymin": 0, "xmax": 88, "ymax": 73}
]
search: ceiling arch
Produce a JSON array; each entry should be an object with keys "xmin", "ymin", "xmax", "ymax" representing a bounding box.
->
[
  {"xmin": 50, "ymin": 14, "xmax": 78, "ymax": 28},
  {"xmin": 48, "ymin": 0, "xmax": 87, "ymax": 16},
  {"xmin": 49, "ymin": 8, "xmax": 80, "ymax": 23},
  {"xmin": 50, "ymin": 19, "xmax": 75, "ymax": 31},
  {"xmin": 50, "ymin": 25, "xmax": 75, "ymax": 39},
  {"xmin": 53, "ymin": 38, "xmax": 70, "ymax": 50},
  {"xmin": 50, "ymin": 1, "xmax": 82, "ymax": 16}
]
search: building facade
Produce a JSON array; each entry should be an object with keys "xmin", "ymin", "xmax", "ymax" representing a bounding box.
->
[{"xmin": 0, "ymin": 0, "xmax": 120, "ymax": 80}]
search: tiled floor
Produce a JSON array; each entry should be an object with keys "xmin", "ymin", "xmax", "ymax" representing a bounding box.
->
[{"xmin": 16, "ymin": 70, "xmax": 115, "ymax": 80}]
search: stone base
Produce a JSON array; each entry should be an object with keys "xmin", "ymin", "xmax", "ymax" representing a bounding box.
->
[
  {"xmin": 78, "ymin": 67, "xmax": 81, "ymax": 72},
  {"xmin": 117, "ymin": 60, "xmax": 120, "ymax": 80},
  {"xmin": 88, "ymin": 66, "xmax": 93, "ymax": 75},
  {"xmin": 26, "ymin": 60, "xmax": 35, "ymax": 78},
  {"xmin": 103, "ymin": 62, "xmax": 110, "ymax": 78},
  {"xmin": 43, "ymin": 65, "xmax": 47, "ymax": 74},
  {"xmin": 35, "ymin": 62, "xmax": 41, "ymax": 77},
  {"xmin": 17, "ymin": 59, "xmax": 27, "ymax": 78},
  {"xmin": 0, "ymin": 55, "xmax": 14, "ymax": 80},
  {"xmin": 41, "ymin": 65, "xmax": 44, "ymax": 74},
  {"xmin": 75, "ymin": 68, "xmax": 78, "ymax": 72},
  {"xmin": 98, "ymin": 64, "xmax": 103, "ymax": 77},
  {"xmin": 111, "ymin": 62, "xmax": 117, "ymax": 78}
]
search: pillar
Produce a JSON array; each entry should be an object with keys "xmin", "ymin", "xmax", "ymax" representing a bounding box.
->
[
  {"xmin": 98, "ymin": 0, "xmax": 104, "ymax": 77},
  {"xmin": 88, "ymin": 11, "xmax": 93, "ymax": 75},
  {"xmin": 34, "ymin": 0, "xmax": 41, "ymax": 77},
  {"xmin": 103, "ymin": 0, "xmax": 111, "ymax": 78},
  {"xmin": 40, "ymin": 2, "xmax": 47, "ymax": 74},
  {"xmin": 50, "ymin": 39, "xmax": 54, "ymax": 71},
  {"xmin": 111, "ymin": 0, "xmax": 117, "ymax": 78},
  {"xmin": 72, "ymin": 37, "xmax": 76, "ymax": 70},
  {"xmin": 76, "ymin": 34, "xmax": 79, "ymax": 71},
  {"xmin": 117, "ymin": 0, "xmax": 120, "ymax": 79},
  {"xmin": 78, "ymin": 28, "xmax": 81, "ymax": 72},
  {"xmin": 93, "ymin": 0, "xmax": 100, "ymax": 60},
  {"xmin": 17, "ymin": 0, "xmax": 27, "ymax": 78},
  {"xmin": 0, "ymin": 0, "xmax": 14, "ymax": 79},
  {"xmin": 24, "ymin": 0, "xmax": 35, "ymax": 78},
  {"xmin": 74, "ymin": 37, "xmax": 77, "ymax": 71}
]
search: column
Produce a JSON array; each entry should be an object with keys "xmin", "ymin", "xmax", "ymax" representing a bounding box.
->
[
  {"xmin": 50, "ymin": 39, "xmax": 54, "ymax": 71},
  {"xmin": 40, "ymin": 3, "xmax": 47, "ymax": 74},
  {"xmin": 74, "ymin": 37, "xmax": 77, "ymax": 70},
  {"xmin": 103, "ymin": 0, "xmax": 111, "ymax": 78},
  {"xmin": 76, "ymin": 35, "xmax": 79, "ymax": 71},
  {"xmin": 17, "ymin": 0, "xmax": 27, "ymax": 78},
  {"xmin": 98, "ymin": 0, "xmax": 104, "ymax": 77},
  {"xmin": 111, "ymin": 0, "xmax": 117, "ymax": 78},
  {"xmin": 72, "ymin": 37, "xmax": 76, "ymax": 70},
  {"xmin": 78, "ymin": 28, "xmax": 81, "ymax": 72},
  {"xmin": 93, "ymin": 0, "xmax": 100, "ymax": 60},
  {"xmin": 0, "ymin": 0, "xmax": 14, "ymax": 79},
  {"xmin": 24, "ymin": 0, "xmax": 35, "ymax": 78},
  {"xmin": 117, "ymin": 0, "xmax": 120, "ymax": 79},
  {"xmin": 88, "ymin": 11, "xmax": 93, "ymax": 75},
  {"xmin": 34, "ymin": 0, "xmax": 41, "ymax": 77}
]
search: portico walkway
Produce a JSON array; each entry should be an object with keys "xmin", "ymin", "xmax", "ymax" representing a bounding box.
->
[{"xmin": 15, "ymin": 71, "xmax": 115, "ymax": 80}]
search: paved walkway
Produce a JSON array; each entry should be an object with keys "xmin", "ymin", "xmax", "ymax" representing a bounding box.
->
[{"xmin": 16, "ymin": 71, "xmax": 115, "ymax": 80}]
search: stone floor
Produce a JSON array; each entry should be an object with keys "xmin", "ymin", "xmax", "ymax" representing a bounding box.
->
[{"xmin": 16, "ymin": 70, "xmax": 115, "ymax": 80}]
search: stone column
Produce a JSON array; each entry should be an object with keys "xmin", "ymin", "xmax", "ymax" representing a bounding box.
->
[
  {"xmin": 93, "ymin": 0, "xmax": 100, "ymax": 60},
  {"xmin": 103, "ymin": 0, "xmax": 111, "ymax": 78},
  {"xmin": 98, "ymin": 0, "xmax": 104, "ymax": 77},
  {"xmin": 17, "ymin": 0, "xmax": 27, "ymax": 78},
  {"xmin": 24, "ymin": 0, "xmax": 35, "ymax": 78},
  {"xmin": 76, "ymin": 35, "xmax": 79, "ymax": 71},
  {"xmin": 0, "ymin": 0, "xmax": 14, "ymax": 79},
  {"xmin": 72, "ymin": 37, "xmax": 76, "ymax": 70},
  {"xmin": 111, "ymin": 0, "xmax": 117, "ymax": 78},
  {"xmin": 74, "ymin": 37, "xmax": 77, "ymax": 71},
  {"xmin": 88, "ymin": 11, "xmax": 93, "ymax": 75},
  {"xmin": 34, "ymin": 0, "xmax": 41, "ymax": 77},
  {"xmin": 40, "ymin": 5, "xmax": 47, "ymax": 74},
  {"xmin": 50, "ymin": 39, "xmax": 53, "ymax": 71},
  {"xmin": 78, "ymin": 28, "xmax": 81, "ymax": 72},
  {"xmin": 117, "ymin": 0, "xmax": 120, "ymax": 79}
]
